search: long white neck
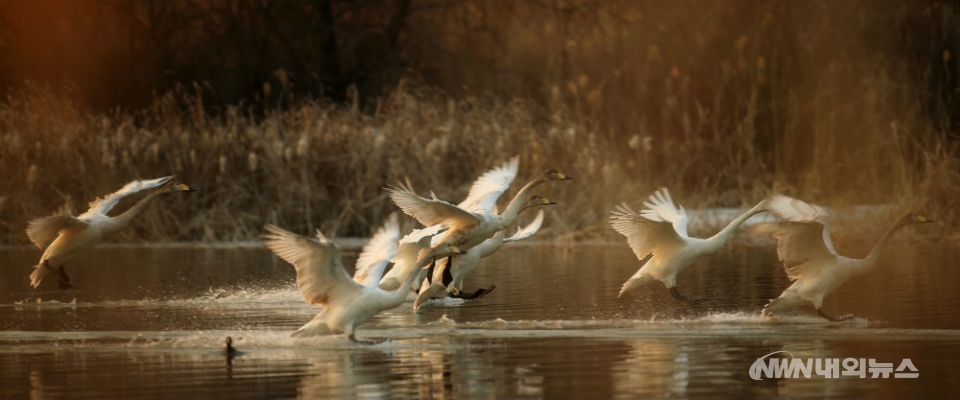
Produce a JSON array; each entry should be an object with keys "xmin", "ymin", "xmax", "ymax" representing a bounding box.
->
[
  {"xmin": 103, "ymin": 190, "xmax": 167, "ymax": 234},
  {"xmin": 474, "ymin": 231, "xmax": 507, "ymax": 258},
  {"xmin": 497, "ymin": 176, "xmax": 545, "ymax": 229},
  {"xmin": 859, "ymin": 217, "xmax": 910, "ymax": 269},
  {"xmin": 705, "ymin": 201, "xmax": 767, "ymax": 250}
]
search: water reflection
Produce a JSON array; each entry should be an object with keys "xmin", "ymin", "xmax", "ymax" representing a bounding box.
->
[{"xmin": 1, "ymin": 243, "xmax": 959, "ymax": 399}]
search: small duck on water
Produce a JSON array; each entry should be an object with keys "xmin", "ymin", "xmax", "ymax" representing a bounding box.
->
[{"xmin": 223, "ymin": 336, "xmax": 240, "ymax": 357}]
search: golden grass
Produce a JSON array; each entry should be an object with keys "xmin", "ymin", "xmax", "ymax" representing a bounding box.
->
[{"xmin": 0, "ymin": 75, "xmax": 956, "ymax": 245}]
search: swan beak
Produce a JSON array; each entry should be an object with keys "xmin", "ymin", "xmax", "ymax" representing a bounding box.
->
[
  {"xmin": 176, "ymin": 183, "xmax": 197, "ymax": 192},
  {"xmin": 539, "ymin": 198, "xmax": 556, "ymax": 206},
  {"xmin": 916, "ymin": 214, "xmax": 933, "ymax": 223},
  {"xmin": 557, "ymin": 172, "xmax": 572, "ymax": 180}
]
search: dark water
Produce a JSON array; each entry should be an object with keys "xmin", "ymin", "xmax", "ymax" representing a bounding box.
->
[{"xmin": 2, "ymin": 241, "xmax": 959, "ymax": 399}]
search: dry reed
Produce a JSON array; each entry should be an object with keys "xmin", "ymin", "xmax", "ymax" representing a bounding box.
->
[{"xmin": 0, "ymin": 78, "xmax": 956, "ymax": 245}]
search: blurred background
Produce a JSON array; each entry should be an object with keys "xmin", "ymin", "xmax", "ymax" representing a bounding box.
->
[{"xmin": 0, "ymin": 0, "xmax": 957, "ymax": 243}]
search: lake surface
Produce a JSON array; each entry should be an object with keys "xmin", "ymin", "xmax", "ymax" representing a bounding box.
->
[{"xmin": 2, "ymin": 241, "xmax": 959, "ymax": 399}]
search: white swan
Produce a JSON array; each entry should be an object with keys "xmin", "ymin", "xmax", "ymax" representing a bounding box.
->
[
  {"xmin": 262, "ymin": 215, "xmax": 464, "ymax": 344},
  {"xmin": 610, "ymin": 188, "xmax": 768, "ymax": 304},
  {"xmin": 378, "ymin": 195, "xmax": 554, "ymax": 297},
  {"xmin": 25, "ymin": 176, "xmax": 195, "ymax": 289},
  {"xmin": 387, "ymin": 168, "xmax": 571, "ymax": 253},
  {"xmin": 753, "ymin": 194, "xmax": 932, "ymax": 321},
  {"xmin": 413, "ymin": 207, "xmax": 547, "ymax": 310}
]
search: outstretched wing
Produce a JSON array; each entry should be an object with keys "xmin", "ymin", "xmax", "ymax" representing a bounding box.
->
[
  {"xmin": 386, "ymin": 180, "xmax": 480, "ymax": 228},
  {"xmin": 640, "ymin": 188, "xmax": 690, "ymax": 238},
  {"xmin": 504, "ymin": 209, "xmax": 545, "ymax": 242},
  {"xmin": 81, "ymin": 176, "xmax": 174, "ymax": 217},
  {"xmin": 25, "ymin": 202, "xmax": 86, "ymax": 249},
  {"xmin": 353, "ymin": 213, "xmax": 401, "ymax": 287},
  {"xmin": 262, "ymin": 224, "xmax": 361, "ymax": 305},
  {"xmin": 749, "ymin": 221, "xmax": 837, "ymax": 281},
  {"xmin": 399, "ymin": 225, "xmax": 446, "ymax": 245},
  {"xmin": 458, "ymin": 155, "xmax": 520, "ymax": 213},
  {"xmin": 766, "ymin": 194, "xmax": 837, "ymax": 254},
  {"xmin": 610, "ymin": 202, "xmax": 685, "ymax": 261}
]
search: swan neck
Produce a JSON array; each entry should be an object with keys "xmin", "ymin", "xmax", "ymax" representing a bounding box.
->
[
  {"xmin": 707, "ymin": 202, "xmax": 766, "ymax": 245},
  {"xmin": 863, "ymin": 218, "xmax": 908, "ymax": 264},
  {"xmin": 500, "ymin": 177, "xmax": 543, "ymax": 223},
  {"xmin": 396, "ymin": 259, "xmax": 426, "ymax": 295},
  {"xmin": 107, "ymin": 190, "xmax": 166, "ymax": 233}
]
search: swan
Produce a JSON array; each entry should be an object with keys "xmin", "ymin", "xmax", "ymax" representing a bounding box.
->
[
  {"xmin": 610, "ymin": 188, "xmax": 768, "ymax": 305},
  {"xmin": 413, "ymin": 207, "xmax": 548, "ymax": 310},
  {"xmin": 753, "ymin": 194, "xmax": 932, "ymax": 321},
  {"xmin": 262, "ymin": 215, "xmax": 465, "ymax": 344},
  {"xmin": 387, "ymin": 168, "xmax": 571, "ymax": 253},
  {"xmin": 379, "ymin": 194, "xmax": 556, "ymax": 296},
  {"xmin": 25, "ymin": 176, "xmax": 195, "ymax": 289}
]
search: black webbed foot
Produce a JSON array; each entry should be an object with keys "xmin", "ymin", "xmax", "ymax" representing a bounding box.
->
[
  {"xmin": 348, "ymin": 334, "xmax": 387, "ymax": 345},
  {"xmin": 450, "ymin": 285, "xmax": 496, "ymax": 300}
]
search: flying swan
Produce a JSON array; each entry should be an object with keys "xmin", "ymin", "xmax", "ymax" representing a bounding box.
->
[
  {"xmin": 414, "ymin": 207, "xmax": 548, "ymax": 310},
  {"xmin": 262, "ymin": 214, "xmax": 464, "ymax": 344},
  {"xmin": 25, "ymin": 175, "xmax": 195, "ymax": 289},
  {"xmin": 610, "ymin": 188, "xmax": 768, "ymax": 305},
  {"xmin": 753, "ymin": 194, "xmax": 932, "ymax": 321}
]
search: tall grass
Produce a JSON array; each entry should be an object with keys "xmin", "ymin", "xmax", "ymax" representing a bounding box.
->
[
  {"xmin": 0, "ymin": 77, "xmax": 956, "ymax": 245},
  {"xmin": 2, "ymin": 1, "xmax": 960, "ymax": 244}
]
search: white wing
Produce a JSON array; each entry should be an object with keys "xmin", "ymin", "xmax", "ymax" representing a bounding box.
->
[
  {"xmin": 387, "ymin": 180, "xmax": 480, "ymax": 228},
  {"xmin": 640, "ymin": 188, "xmax": 690, "ymax": 238},
  {"xmin": 457, "ymin": 155, "xmax": 520, "ymax": 213},
  {"xmin": 262, "ymin": 224, "xmax": 361, "ymax": 305},
  {"xmin": 25, "ymin": 202, "xmax": 86, "ymax": 249},
  {"xmin": 399, "ymin": 225, "xmax": 446, "ymax": 245},
  {"xmin": 353, "ymin": 213, "xmax": 401, "ymax": 287},
  {"xmin": 749, "ymin": 221, "xmax": 837, "ymax": 281},
  {"xmin": 504, "ymin": 209, "xmax": 545, "ymax": 242},
  {"xmin": 766, "ymin": 194, "xmax": 836, "ymax": 254},
  {"xmin": 80, "ymin": 176, "xmax": 174, "ymax": 217},
  {"xmin": 610, "ymin": 202, "xmax": 685, "ymax": 261}
]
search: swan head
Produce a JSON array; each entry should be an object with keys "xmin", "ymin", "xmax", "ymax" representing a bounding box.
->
[
  {"xmin": 520, "ymin": 195, "xmax": 556, "ymax": 212},
  {"xmin": 172, "ymin": 182, "xmax": 197, "ymax": 192},
  {"xmin": 540, "ymin": 169, "xmax": 572, "ymax": 182},
  {"xmin": 904, "ymin": 212, "xmax": 933, "ymax": 225}
]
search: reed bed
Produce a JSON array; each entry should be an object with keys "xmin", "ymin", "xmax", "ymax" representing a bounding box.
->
[{"xmin": 0, "ymin": 75, "xmax": 957, "ymax": 246}]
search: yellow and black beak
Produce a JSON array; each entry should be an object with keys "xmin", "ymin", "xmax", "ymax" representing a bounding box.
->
[{"xmin": 176, "ymin": 183, "xmax": 197, "ymax": 192}]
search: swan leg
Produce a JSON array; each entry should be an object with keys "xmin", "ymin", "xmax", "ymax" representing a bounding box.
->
[
  {"xmin": 669, "ymin": 286, "xmax": 706, "ymax": 307},
  {"xmin": 425, "ymin": 258, "xmax": 436, "ymax": 285},
  {"xmin": 43, "ymin": 261, "xmax": 73, "ymax": 290},
  {"xmin": 816, "ymin": 308, "xmax": 854, "ymax": 322},
  {"xmin": 441, "ymin": 261, "xmax": 454, "ymax": 287}
]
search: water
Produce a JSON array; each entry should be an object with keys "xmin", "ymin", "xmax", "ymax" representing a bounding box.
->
[{"xmin": 2, "ymin": 242, "xmax": 959, "ymax": 399}]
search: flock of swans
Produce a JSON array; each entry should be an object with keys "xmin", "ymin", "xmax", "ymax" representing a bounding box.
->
[{"xmin": 22, "ymin": 156, "xmax": 931, "ymax": 343}]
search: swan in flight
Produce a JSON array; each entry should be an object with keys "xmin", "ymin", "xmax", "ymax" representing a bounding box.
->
[
  {"xmin": 414, "ymin": 207, "xmax": 548, "ymax": 310},
  {"xmin": 610, "ymin": 188, "xmax": 768, "ymax": 305},
  {"xmin": 379, "ymin": 194, "xmax": 555, "ymax": 297},
  {"xmin": 262, "ymin": 214, "xmax": 465, "ymax": 344},
  {"xmin": 387, "ymin": 167, "xmax": 571, "ymax": 254},
  {"xmin": 753, "ymin": 194, "xmax": 932, "ymax": 321},
  {"xmin": 25, "ymin": 176, "xmax": 195, "ymax": 289}
]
